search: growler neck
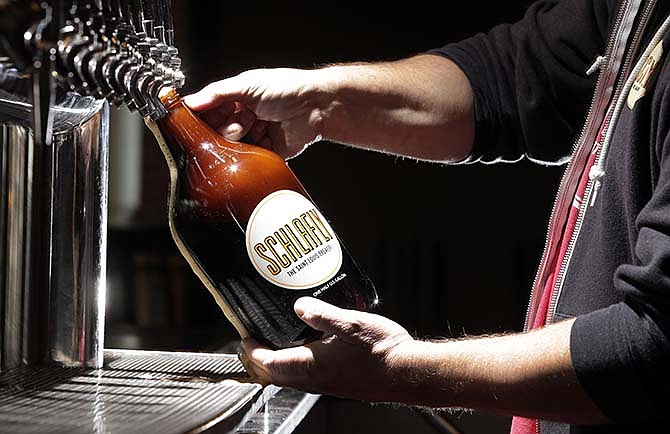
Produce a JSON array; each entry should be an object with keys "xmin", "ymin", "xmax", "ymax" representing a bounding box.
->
[
  {"xmin": 157, "ymin": 88, "xmax": 247, "ymax": 156},
  {"xmin": 159, "ymin": 87, "xmax": 183, "ymax": 110}
]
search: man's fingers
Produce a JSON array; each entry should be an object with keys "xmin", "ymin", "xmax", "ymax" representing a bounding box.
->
[
  {"xmin": 240, "ymin": 338, "xmax": 317, "ymax": 387},
  {"xmin": 294, "ymin": 297, "xmax": 363, "ymax": 339},
  {"xmin": 183, "ymin": 89, "xmax": 219, "ymax": 111},
  {"xmin": 195, "ymin": 103, "xmax": 257, "ymax": 142},
  {"xmin": 216, "ymin": 108, "xmax": 257, "ymax": 141},
  {"xmin": 183, "ymin": 79, "xmax": 247, "ymax": 111},
  {"xmin": 200, "ymin": 102, "xmax": 236, "ymax": 128},
  {"xmin": 246, "ymin": 119, "xmax": 270, "ymax": 144},
  {"xmin": 241, "ymin": 338, "xmax": 275, "ymax": 366},
  {"xmin": 239, "ymin": 339, "xmax": 273, "ymax": 384}
]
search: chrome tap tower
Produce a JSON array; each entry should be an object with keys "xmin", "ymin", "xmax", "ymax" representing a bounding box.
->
[{"xmin": 0, "ymin": 0, "xmax": 184, "ymax": 370}]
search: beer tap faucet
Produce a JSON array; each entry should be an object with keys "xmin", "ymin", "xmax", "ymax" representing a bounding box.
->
[
  {"xmin": 99, "ymin": 0, "xmax": 135, "ymax": 104},
  {"xmin": 8, "ymin": 0, "xmax": 62, "ymax": 147},
  {"xmin": 106, "ymin": 0, "xmax": 149, "ymax": 112},
  {"xmin": 31, "ymin": 2, "xmax": 59, "ymax": 147},
  {"xmin": 79, "ymin": 0, "xmax": 127, "ymax": 100},
  {"xmin": 0, "ymin": 1, "xmax": 61, "ymax": 145},
  {"xmin": 153, "ymin": 0, "xmax": 183, "ymax": 91},
  {"xmin": 58, "ymin": 0, "xmax": 93, "ymax": 92},
  {"xmin": 71, "ymin": 1, "xmax": 108, "ymax": 95}
]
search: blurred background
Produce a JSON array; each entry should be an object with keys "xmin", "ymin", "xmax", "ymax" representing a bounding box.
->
[{"xmin": 104, "ymin": 2, "xmax": 563, "ymax": 433}]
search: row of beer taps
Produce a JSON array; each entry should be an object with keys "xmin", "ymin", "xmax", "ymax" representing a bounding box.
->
[
  {"xmin": 58, "ymin": 0, "xmax": 184, "ymax": 119},
  {"xmin": 0, "ymin": 0, "xmax": 184, "ymax": 144}
]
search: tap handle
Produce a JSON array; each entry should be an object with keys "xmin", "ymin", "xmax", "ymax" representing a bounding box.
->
[
  {"xmin": 28, "ymin": 1, "xmax": 58, "ymax": 146},
  {"xmin": 0, "ymin": 0, "xmax": 46, "ymax": 71},
  {"xmin": 106, "ymin": 0, "xmax": 123, "ymax": 23},
  {"xmin": 149, "ymin": 0, "xmax": 166, "ymax": 44},
  {"xmin": 139, "ymin": 0, "xmax": 155, "ymax": 38},
  {"xmin": 164, "ymin": 0, "xmax": 175, "ymax": 47},
  {"xmin": 86, "ymin": 0, "xmax": 106, "ymax": 36},
  {"xmin": 128, "ymin": 0, "xmax": 146, "ymax": 37}
]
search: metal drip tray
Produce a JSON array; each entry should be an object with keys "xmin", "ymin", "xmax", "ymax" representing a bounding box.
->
[{"xmin": 0, "ymin": 349, "xmax": 272, "ymax": 434}]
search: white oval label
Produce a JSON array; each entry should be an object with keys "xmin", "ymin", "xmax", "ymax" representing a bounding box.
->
[{"xmin": 246, "ymin": 190, "xmax": 343, "ymax": 290}]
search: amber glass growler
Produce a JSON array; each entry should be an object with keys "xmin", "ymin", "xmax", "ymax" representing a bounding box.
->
[{"xmin": 145, "ymin": 88, "xmax": 379, "ymax": 349}]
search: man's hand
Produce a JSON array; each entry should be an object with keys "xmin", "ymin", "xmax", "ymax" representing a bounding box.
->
[
  {"xmin": 239, "ymin": 296, "xmax": 415, "ymax": 402},
  {"xmin": 184, "ymin": 68, "xmax": 325, "ymax": 159},
  {"xmin": 239, "ymin": 298, "xmax": 609, "ymax": 424}
]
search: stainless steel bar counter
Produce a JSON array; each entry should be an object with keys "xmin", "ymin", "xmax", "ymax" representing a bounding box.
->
[{"xmin": 0, "ymin": 349, "xmax": 318, "ymax": 434}]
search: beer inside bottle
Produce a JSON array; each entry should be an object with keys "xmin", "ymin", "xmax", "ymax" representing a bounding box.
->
[{"xmin": 145, "ymin": 88, "xmax": 379, "ymax": 349}]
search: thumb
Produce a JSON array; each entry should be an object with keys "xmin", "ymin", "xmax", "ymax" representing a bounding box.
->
[
  {"xmin": 183, "ymin": 79, "xmax": 247, "ymax": 112},
  {"xmin": 294, "ymin": 297, "xmax": 360, "ymax": 338}
]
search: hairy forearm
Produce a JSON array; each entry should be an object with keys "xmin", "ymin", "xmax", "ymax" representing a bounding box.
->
[
  {"xmin": 310, "ymin": 54, "xmax": 475, "ymax": 163},
  {"xmin": 387, "ymin": 318, "xmax": 609, "ymax": 424}
]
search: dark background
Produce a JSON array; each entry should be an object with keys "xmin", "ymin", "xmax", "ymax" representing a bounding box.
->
[{"xmin": 105, "ymin": 2, "xmax": 566, "ymax": 433}]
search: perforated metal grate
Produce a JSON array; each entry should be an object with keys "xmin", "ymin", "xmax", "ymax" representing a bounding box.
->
[{"xmin": 0, "ymin": 349, "xmax": 265, "ymax": 434}]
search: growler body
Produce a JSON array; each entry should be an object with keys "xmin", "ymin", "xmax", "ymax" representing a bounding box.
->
[{"xmin": 149, "ymin": 89, "xmax": 378, "ymax": 349}]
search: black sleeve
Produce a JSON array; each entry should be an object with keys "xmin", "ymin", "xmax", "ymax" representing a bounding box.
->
[
  {"xmin": 428, "ymin": 0, "xmax": 615, "ymax": 164},
  {"xmin": 570, "ymin": 71, "xmax": 670, "ymax": 427}
]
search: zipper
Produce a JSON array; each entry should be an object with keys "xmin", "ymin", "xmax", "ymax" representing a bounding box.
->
[
  {"xmin": 523, "ymin": 0, "xmax": 643, "ymax": 332},
  {"xmin": 544, "ymin": 145, "xmax": 602, "ymax": 327},
  {"xmin": 546, "ymin": 3, "xmax": 670, "ymax": 324},
  {"xmin": 589, "ymin": 0, "xmax": 660, "ymax": 206}
]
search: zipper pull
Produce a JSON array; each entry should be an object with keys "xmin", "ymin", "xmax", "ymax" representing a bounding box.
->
[
  {"xmin": 589, "ymin": 166, "xmax": 605, "ymax": 206},
  {"xmin": 586, "ymin": 55, "xmax": 607, "ymax": 76}
]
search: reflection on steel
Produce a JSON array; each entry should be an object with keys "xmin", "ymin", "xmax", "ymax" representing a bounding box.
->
[
  {"xmin": 49, "ymin": 96, "xmax": 109, "ymax": 368},
  {"xmin": 1, "ymin": 124, "xmax": 30, "ymax": 370},
  {"xmin": 0, "ymin": 349, "xmax": 264, "ymax": 434},
  {"xmin": 0, "ymin": 91, "xmax": 108, "ymax": 369},
  {"xmin": 237, "ymin": 388, "xmax": 320, "ymax": 434}
]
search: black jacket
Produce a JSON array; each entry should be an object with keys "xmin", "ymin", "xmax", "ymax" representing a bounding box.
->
[{"xmin": 431, "ymin": 0, "xmax": 670, "ymax": 432}]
